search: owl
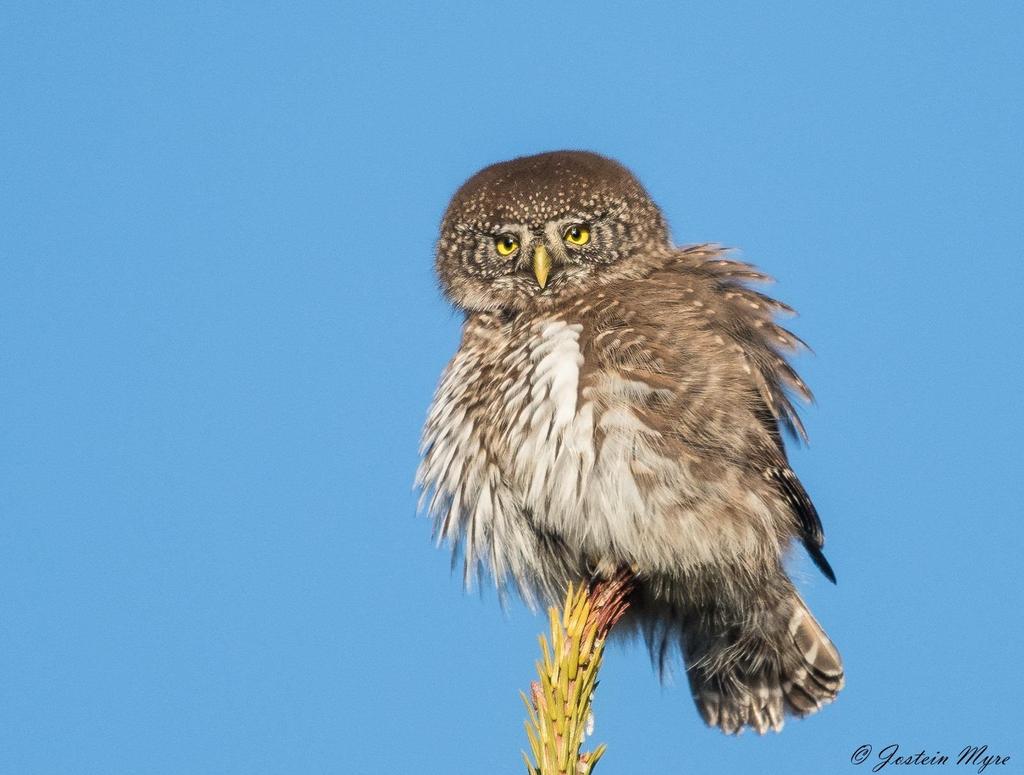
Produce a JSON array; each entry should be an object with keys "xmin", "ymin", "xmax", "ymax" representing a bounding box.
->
[{"xmin": 416, "ymin": 151, "xmax": 843, "ymax": 735}]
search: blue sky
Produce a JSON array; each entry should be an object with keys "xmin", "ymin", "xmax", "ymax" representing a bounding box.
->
[{"xmin": 2, "ymin": 3, "xmax": 1022, "ymax": 773}]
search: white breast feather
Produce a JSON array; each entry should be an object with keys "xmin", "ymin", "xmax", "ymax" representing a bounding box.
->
[{"xmin": 418, "ymin": 316, "xmax": 776, "ymax": 597}]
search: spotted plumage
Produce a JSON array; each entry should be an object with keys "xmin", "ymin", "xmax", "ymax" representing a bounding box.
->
[{"xmin": 417, "ymin": 151, "xmax": 843, "ymax": 734}]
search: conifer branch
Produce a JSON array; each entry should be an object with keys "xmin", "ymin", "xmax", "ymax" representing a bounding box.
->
[{"xmin": 521, "ymin": 571, "xmax": 634, "ymax": 775}]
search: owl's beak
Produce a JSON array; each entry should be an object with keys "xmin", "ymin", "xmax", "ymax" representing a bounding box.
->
[{"xmin": 532, "ymin": 245, "xmax": 551, "ymax": 289}]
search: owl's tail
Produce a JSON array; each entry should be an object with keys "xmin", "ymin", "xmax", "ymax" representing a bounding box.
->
[{"xmin": 683, "ymin": 594, "xmax": 844, "ymax": 735}]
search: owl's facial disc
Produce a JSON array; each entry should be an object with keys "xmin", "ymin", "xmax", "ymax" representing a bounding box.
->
[{"xmin": 436, "ymin": 151, "xmax": 669, "ymax": 312}]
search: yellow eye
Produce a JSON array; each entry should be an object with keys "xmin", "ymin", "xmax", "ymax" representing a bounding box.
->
[
  {"xmin": 495, "ymin": 234, "xmax": 519, "ymax": 256},
  {"xmin": 564, "ymin": 224, "xmax": 591, "ymax": 246}
]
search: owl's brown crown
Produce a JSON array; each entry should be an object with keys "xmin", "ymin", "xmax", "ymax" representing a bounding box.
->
[{"xmin": 444, "ymin": 151, "xmax": 652, "ymax": 230}]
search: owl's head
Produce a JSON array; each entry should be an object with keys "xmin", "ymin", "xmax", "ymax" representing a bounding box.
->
[{"xmin": 436, "ymin": 151, "xmax": 670, "ymax": 313}]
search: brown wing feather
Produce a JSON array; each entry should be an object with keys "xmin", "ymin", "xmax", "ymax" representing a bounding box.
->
[
  {"xmin": 672, "ymin": 246, "xmax": 814, "ymax": 444},
  {"xmin": 668, "ymin": 245, "xmax": 835, "ymax": 582}
]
